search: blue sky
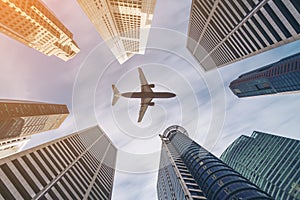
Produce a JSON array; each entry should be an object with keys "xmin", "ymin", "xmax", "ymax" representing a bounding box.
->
[{"xmin": 0, "ymin": 0, "xmax": 300, "ymax": 199}]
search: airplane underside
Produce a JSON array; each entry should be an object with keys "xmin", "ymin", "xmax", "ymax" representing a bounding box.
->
[{"xmin": 121, "ymin": 92, "xmax": 176, "ymax": 98}]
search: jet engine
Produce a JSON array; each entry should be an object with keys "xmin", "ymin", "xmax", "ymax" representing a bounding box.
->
[
  {"xmin": 148, "ymin": 102, "xmax": 155, "ymax": 106},
  {"xmin": 148, "ymin": 84, "xmax": 155, "ymax": 88}
]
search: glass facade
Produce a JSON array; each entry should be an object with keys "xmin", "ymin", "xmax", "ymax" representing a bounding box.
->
[
  {"xmin": 157, "ymin": 125, "xmax": 272, "ymax": 200},
  {"xmin": 230, "ymin": 52, "xmax": 300, "ymax": 97},
  {"xmin": 221, "ymin": 131, "xmax": 300, "ymax": 200}
]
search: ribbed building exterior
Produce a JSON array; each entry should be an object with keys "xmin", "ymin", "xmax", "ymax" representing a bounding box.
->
[
  {"xmin": 77, "ymin": 0, "xmax": 156, "ymax": 64},
  {"xmin": 0, "ymin": 100, "xmax": 69, "ymax": 141},
  {"xmin": 230, "ymin": 52, "xmax": 300, "ymax": 97},
  {"xmin": 157, "ymin": 125, "xmax": 272, "ymax": 200},
  {"xmin": 0, "ymin": 126, "xmax": 117, "ymax": 199},
  {"xmin": 220, "ymin": 131, "xmax": 300, "ymax": 200},
  {"xmin": 0, "ymin": 0, "xmax": 80, "ymax": 61},
  {"xmin": 187, "ymin": 0, "xmax": 300, "ymax": 70},
  {"xmin": 0, "ymin": 136, "xmax": 30, "ymax": 159}
]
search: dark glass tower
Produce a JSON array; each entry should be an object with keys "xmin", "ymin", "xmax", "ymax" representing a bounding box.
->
[
  {"xmin": 220, "ymin": 131, "xmax": 300, "ymax": 200},
  {"xmin": 230, "ymin": 52, "xmax": 300, "ymax": 97},
  {"xmin": 157, "ymin": 125, "xmax": 272, "ymax": 200}
]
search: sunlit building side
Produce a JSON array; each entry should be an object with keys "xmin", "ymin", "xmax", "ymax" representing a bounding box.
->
[
  {"xmin": 230, "ymin": 52, "xmax": 300, "ymax": 97},
  {"xmin": 0, "ymin": 126, "xmax": 117, "ymax": 199},
  {"xmin": 187, "ymin": 0, "xmax": 300, "ymax": 70},
  {"xmin": 0, "ymin": 0, "xmax": 80, "ymax": 61},
  {"xmin": 221, "ymin": 131, "xmax": 300, "ymax": 200},
  {"xmin": 0, "ymin": 136, "xmax": 30, "ymax": 159},
  {"xmin": 157, "ymin": 125, "xmax": 272, "ymax": 199},
  {"xmin": 77, "ymin": 0, "xmax": 157, "ymax": 64}
]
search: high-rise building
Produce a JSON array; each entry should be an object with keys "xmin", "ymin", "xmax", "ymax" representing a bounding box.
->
[
  {"xmin": 0, "ymin": 99, "xmax": 69, "ymax": 141},
  {"xmin": 230, "ymin": 52, "xmax": 300, "ymax": 98},
  {"xmin": 0, "ymin": 136, "xmax": 30, "ymax": 159},
  {"xmin": 157, "ymin": 125, "xmax": 272, "ymax": 200},
  {"xmin": 0, "ymin": 0, "xmax": 80, "ymax": 61},
  {"xmin": 77, "ymin": 0, "xmax": 157, "ymax": 64},
  {"xmin": 220, "ymin": 131, "xmax": 300, "ymax": 200},
  {"xmin": 187, "ymin": 0, "xmax": 300, "ymax": 70},
  {"xmin": 0, "ymin": 126, "xmax": 117, "ymax": 199}
]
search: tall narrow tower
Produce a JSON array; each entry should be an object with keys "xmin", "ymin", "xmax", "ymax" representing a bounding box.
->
[
  {"xmin": 229, "ymin": 52, "xmax": 300, "ymax": 98},
  {"xmin": 77, "ymin": 0, "xmax": 157, "ymax": 64},
  {"xmin": 0, "ymin": 99, "xmax": 69, "ymax": 141},
  {"xmin": 157, "ymin": 125, "xmax": 273, "ymax": 199},
  {"xmin": 0, "ymin": 126, "xmax": 117, "ymax": 199},
  {"xmin": 0, "ymin": 0, "xmax": 80, "ymax": 61},
  {"xmin": 221, "ymin": 131, "xmax": 300, "ymax": 199},
  {"xmin": 187, "ymin": 0, "xmax": 300, "ymax": 70}
]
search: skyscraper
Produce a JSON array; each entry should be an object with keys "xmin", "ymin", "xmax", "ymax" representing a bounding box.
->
[
  {"xmin": 157, "ymin": 125, "xmax": 272, "ymax": 199},
  {"xmin": 221, "ymin": 131, "xmax": 300, "ymax": 200},
  {"xmin": 229, "ymin": 52, "xmax": 300, "ymax": 98},
  {"xmin": 0, "ymin": 0, "xmax": 80, "ymax": 61},
  {"xmin": 0, "ymin": 136, "xmax": 30, "ymax": 159},
  {"xmin": 0, "ymin": 99, "xmax": 69, "ymax": 141},
  {"xmin": 0, "ymin": 126, "xmax": 117, "ymax": 199},
  {"xmin": 77, "ymin": 0, "xmax": 157, "ymax": 64},
  {"xmin": 187, "ymin": 0, "xmax": 300, "ymax": 70}
]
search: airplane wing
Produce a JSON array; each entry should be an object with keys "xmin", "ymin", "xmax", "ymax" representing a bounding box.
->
[
  {"xmin": 138, "ymin": 98, "xmax": 152, "ymax": 123},
  {"xmin": 138, "ymin": 68, "xmax": 153, "ymax": 93}
]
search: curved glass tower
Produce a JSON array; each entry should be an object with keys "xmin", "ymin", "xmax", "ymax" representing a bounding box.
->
[{"xmin": 157, "ymin": 125, "xmax": 273, "ymax": 200}]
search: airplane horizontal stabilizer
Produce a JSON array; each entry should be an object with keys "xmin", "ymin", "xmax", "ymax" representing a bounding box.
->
[{"xmin": 112, "ymin": 84, "xmax": 120, "ymax": 106}]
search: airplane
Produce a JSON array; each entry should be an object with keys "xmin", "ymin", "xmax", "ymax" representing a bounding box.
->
[{"xmin": 112, "ymin": 68, "xmax": 176, "ymax": 123}]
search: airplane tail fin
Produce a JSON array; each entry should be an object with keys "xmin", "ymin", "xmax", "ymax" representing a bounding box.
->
[{"xmin": 112, "ymin": 84, "xmax": 120, "ymax": 106}]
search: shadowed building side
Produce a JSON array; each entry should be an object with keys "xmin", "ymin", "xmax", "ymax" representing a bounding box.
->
[
  {"xmin": 157, "ymin": 125, "xmax": 273, "ymax": 199},
  {"xmin": 187, "ymin": 0, "xmax": 300, "ymax": 70},
  {"xmin": 0, "ymin": 126, "xmax": 117, "ymax": 199},
  {"xmin": 0, "ymin": 100, "xmax": 69, "ymax": 141}
]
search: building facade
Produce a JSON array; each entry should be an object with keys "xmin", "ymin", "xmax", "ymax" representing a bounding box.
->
[
  {"xmin": 220, "ymin": 131, "xmax": 300, "ymax": 200},
  {"xmin": 0, "ymin": 99, "xmax": 69, "ymax": 141},
  {"xmin": 187, "ymin": 0, "xmax": 300, "ymax": 70},
  {"xmin": 230, "ymin": 52, "xmax": 300, "ymax": 97},
  {"xmin": 157, "ymin": 125, "xmax": 272, "ymax": 200},
  {"xmin": 0, "ymin": 0, "xmax": 80, "ymax": 61},
  {"xmin": 0, "ymin": 126, "xmax": 117, "ymax": 199},
  {"xmin": 77, "ymin": 0, "xmax": 157, "ymax": 64},
  {"xmin": 0, "ymin": 136, "xmax": 30, "ymax": 159}
]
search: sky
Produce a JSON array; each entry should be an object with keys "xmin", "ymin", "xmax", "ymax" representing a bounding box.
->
[{"xmin": 0, "ymin": 0, "xmax": 300, "ymax": 199}]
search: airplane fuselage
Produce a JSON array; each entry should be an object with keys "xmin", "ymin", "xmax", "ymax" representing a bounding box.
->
[{"xmin": 121, "ymin": 92, "xmax": 176, "ymax": 98}]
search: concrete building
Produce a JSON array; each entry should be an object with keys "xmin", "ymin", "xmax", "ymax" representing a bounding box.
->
[
  {"xmin": 157, "ymin": 125, "xmax": 272, "ymax": 200},
  {"xmin": 0, "ymin": 126, "xmax": 117, "ymax": 199},
  {"xmin": 77, "ymin": 0, "xmax": 157, "ymax": 64},
  {"xmin": 187, "ymin": 0, "xmax": 300, "ymax": 70},
  {"xmin": 0, "ymin": 136, "xmax": 30, "ymax": 159},
  {"xmin": 230, "ymin": 52, "xmax": 300, "ymax": 98},
  {"xmin": 0, "ymin": 0, "xmax": 80, "ymax": 61},
  {"xmin": 0, "ymin": 99, "xmax": 69, "ymax": 141},
  {"xmin": 221, "ymin": 131, "xmax": 300, "ymax": 200}
]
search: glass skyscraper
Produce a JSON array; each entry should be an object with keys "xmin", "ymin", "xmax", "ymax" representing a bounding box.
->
[
  {"xmin": 220, "ymin": 131, "xmax": 300, "ymax": 200},
  {"xmin": 0, "ymin": 126, "xmax": 117, "ymax": 199},
  {"xmin": 230, "ymin": 52, "xmax": 300, "ymax": 97},
  {"xmin": 157, "ymin": 125, "xmax": 272, "ymax": 200}
]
